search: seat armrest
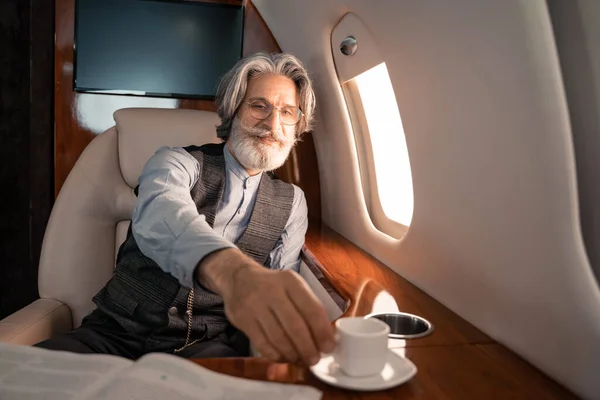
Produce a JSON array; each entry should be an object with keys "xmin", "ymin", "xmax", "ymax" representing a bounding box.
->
[{"xmin": 0, "ymin": 299, "xmax": 73, "ymax": 345}]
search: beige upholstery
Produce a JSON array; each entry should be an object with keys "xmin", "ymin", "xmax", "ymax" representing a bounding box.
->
[
  {"xmin": 0, "ymin": 107, "xmax": 340, "ymax": 346},
  {"xmin": 0, "ymin": 300, "xmax": 72, "ymax": 345},
  {"xmin": 117, "ymin": 108, "xmax": 221, "ymax": 187},
  {"xmin": 0, "ymin": 108, "xmax": 220, "ymax": 344}
]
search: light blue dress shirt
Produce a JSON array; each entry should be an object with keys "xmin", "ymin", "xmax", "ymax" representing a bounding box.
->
[{"xmin": 131, "ymin": 144, "xmax": 308, "ymax": 289}]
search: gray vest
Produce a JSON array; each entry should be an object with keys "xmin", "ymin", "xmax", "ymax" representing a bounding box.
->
[{"xmin": 93, "ymin": 143, "xmax": 295, "ymax": 340}]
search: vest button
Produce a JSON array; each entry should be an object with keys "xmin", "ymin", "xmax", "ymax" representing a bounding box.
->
[{"xmin": 168, "ymin": 306, "xmax": 178, "ymax": 316}]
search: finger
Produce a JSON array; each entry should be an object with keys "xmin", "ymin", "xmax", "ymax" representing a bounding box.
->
[
  {"xmin": 270, "ymin": 295, "xmax": 320, "ymax": 366},
  {"xmin": 242, "ymin": 318, "xmax": 282, "ymax": 362},
  {"xmin": 257, "ymin": 310, "xmax": 299, "ymax": 363},
  {"xmin": 286, "ymin": 279, "xmax": 336, "ymax": 354}
]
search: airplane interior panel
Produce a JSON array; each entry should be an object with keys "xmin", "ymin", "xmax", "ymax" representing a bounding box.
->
[{"xmin": 255, "ymin": 0, "xmax": 600, "ymax": 398}]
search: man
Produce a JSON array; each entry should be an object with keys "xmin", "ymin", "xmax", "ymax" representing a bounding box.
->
[{"xmin": 36, "ymin": 52, "xmax": 335, "ymax": 366}]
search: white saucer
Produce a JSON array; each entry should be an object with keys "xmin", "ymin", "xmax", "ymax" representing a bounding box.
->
[{"xmin": 309, "ymin": 349, "xmax": 417, "ymax": 391}]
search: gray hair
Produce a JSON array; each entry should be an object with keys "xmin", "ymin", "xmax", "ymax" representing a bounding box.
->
[{"xmin": 215, "ymin": 52, "xmax": 316, "ymax": 140}]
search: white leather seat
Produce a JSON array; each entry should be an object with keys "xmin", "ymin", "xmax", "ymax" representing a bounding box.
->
[{"xmin": 0, "ymin": 107, "xmax": 341, "ymax": 346}]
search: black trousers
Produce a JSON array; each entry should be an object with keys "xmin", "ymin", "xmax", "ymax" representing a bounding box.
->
[{"xmin": 34, "ymin": 309, "xmax": 249, "ymax": 360}]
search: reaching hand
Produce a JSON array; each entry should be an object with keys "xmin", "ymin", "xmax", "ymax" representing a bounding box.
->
[
  {"xmin": 196, "ymin": 248, "xmax": 335, "ymax": 366},
  {"xmin": 222, "ymin": 266, "xmax": 335, "ymax": 366}
]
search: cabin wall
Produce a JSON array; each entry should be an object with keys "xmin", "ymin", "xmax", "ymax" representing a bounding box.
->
[
  {"xmin": 0, "ymin": 0, "xmax": 54, "ymax": 320},
  {"xmin": 547, "ymin": 0, "xmax": 600, "ymax": 286},
  {"xmin": 254, "ymin": 0, "xmax": 600, "ymax": 399}
]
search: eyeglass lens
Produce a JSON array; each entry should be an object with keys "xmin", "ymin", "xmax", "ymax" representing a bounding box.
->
[{"xmin": 247, "ymin": 101, "xmax": 301, "ymax": 125}]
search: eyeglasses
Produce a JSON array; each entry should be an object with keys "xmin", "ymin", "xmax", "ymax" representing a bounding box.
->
[{"xmin": 244, "ymin": 100, "xmax": 303, "ymax": 126}]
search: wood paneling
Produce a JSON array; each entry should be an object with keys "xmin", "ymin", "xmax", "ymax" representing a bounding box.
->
[
  {"xmin": 304, "ymin": 221, "xmax": 491, "ymax": 346},
  {"xmin": 55, "ymin": 0, "xmax": 92, "ymax": 195},
  {"xmin": 242, "ymin": 0, "xmax": 280, "ymax": 55},
  {"xmin": 193, "ymin": 344, "xmax": 578, "ymax": 399},
  {"xmin": 54, "ymin": 0, "xmax": 321, "ymax": 220},
  {"xmin": 275, "ymin": 134, "xmax": 322, "ymax": 220}
]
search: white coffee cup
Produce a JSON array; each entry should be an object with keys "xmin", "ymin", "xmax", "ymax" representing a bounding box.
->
[{"xmin": 332, "ymin": 317, "xmax": 390, "ymax": 377}]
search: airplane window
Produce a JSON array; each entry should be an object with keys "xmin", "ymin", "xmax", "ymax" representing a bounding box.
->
[{"xmin": 346, "ymin": 63, "xmax": 414, "ymax": 235}]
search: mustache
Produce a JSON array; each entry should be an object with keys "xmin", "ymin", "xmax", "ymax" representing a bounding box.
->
[{"xmin": 239, "ymin": 120, "xmax": 297, "ymax": 147}]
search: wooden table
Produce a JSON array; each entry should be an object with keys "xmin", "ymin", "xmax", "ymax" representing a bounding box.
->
[
  {"xmin": 195, "ymin": 221, "xmax": 579, "ymax": 399},
  {"xmin": 193, "ymin": 344, "xmax": 576, "ymax": 400}
]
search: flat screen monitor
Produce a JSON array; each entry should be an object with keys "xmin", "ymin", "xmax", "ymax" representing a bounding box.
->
[{"xmin": 74, "ymin": 0, "xmax": 244, "ymax": 99}]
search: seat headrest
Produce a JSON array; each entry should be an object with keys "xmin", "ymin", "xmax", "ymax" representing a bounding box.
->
[{"xmin": 115, "ymin": 108, "xmax": 222, "ymax": 187}]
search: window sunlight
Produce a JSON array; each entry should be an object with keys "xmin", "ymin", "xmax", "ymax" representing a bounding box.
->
[{"xmin": 353, "ymin": 63, "xmax": 414, "ymax": 227}]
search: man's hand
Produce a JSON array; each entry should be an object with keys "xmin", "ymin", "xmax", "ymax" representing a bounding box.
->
[{"xmin": 195, "ymin": 248, "xmax": 335, "ymax": 366}]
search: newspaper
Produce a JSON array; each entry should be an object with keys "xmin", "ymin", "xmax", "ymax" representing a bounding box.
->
[{"xmin": 0, "ymin": 342, "xmax": 322, "ymax": 400}]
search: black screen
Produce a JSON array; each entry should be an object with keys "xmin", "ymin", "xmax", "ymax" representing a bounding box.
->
[{"xmin": 74, "ymin": 0, "xmax": 244, "ymax": 99}]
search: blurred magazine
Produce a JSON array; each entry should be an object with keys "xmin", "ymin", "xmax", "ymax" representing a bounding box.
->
[{"xmin": 0, "ymin": 342, "xmax": 321, "ymax": 400}]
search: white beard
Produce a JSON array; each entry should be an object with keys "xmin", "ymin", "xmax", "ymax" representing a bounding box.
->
[{"xmin": 228, "ymin": 116, "xmax": 296, "ymax": 172}]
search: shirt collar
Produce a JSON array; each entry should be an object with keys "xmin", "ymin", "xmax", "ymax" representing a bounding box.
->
[{"xmin": 223, "ymin": 143, "xmax": 263, "ymax": 187}]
